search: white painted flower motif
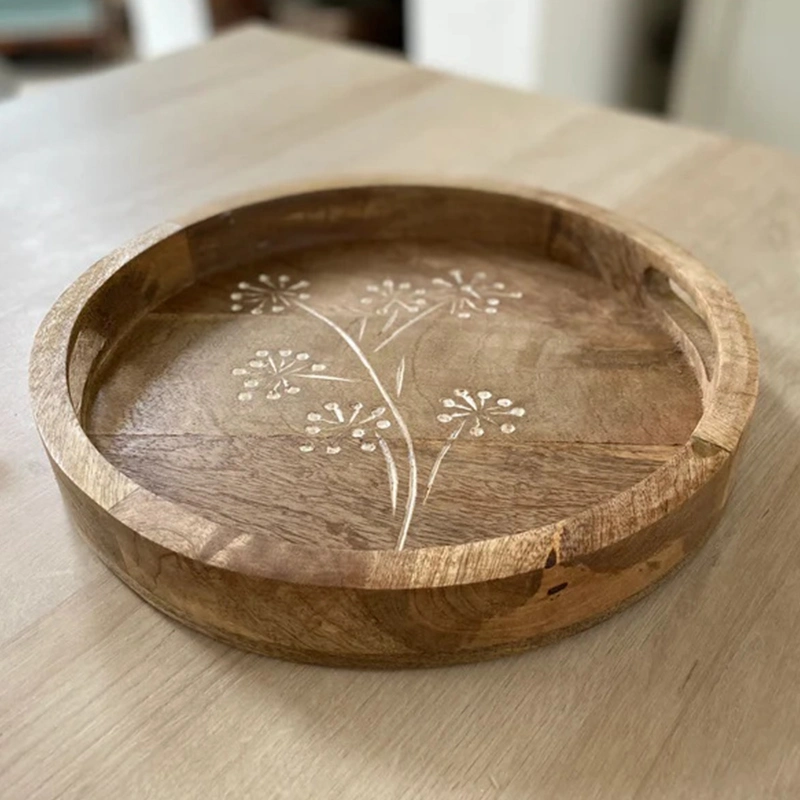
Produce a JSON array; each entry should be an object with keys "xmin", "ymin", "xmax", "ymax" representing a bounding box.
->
[
  {"xmin": 425, "ymin": 389, "xmax": 526, "ymax": 503},
  {"xmin": 233, "ymin": 348, "xmax": 352, "ymax": 402},
  {"xmin": 230, "ymin": 273, "xmax": 310, "ymax": 314},
  {"xmin": 226, "ymin": 267, "xmax": 526, "ymax": 548},
  {"xmin": 436, "ymin": 389, "xmax": 526, "ymax": 436},
  {"xmin": 355, "ymin": 278, "xmax": 430, "ymax": 341},
  {"xmin": 360, "ymin": 278, "xmax": 427, "ymax": 315},
  {"xmin": 300, "ymin": 402, "xmax": 392, "ymax": 454},
  {"xmin": 430, "ymin": 269, "xmax": 522, "ymax": 319},
  {"xmin": 301, "ymin": 401, "xmax": 400, "ymax": 513}
]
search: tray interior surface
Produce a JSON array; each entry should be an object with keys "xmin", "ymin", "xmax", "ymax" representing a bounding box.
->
[{"xmin": 85, "ymin": 227, "xmax": 702, "ymax": 553}]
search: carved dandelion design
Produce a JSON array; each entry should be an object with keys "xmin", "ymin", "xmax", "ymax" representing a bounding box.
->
[
  {"xmin": 300, "ymin": 402, "xmax": 398, "ymax": 512},
  {"xmin": 360, "ymin": 278, "xmax": 427, "ymax": 328},
  {"xmin": 301, "ymin": 402, "xmax": 392, "ymax": 454},
  {"xmin": 424, "ymin": 390, "xmax": 526, "ymax": 503},
  {"xmin": 437, "ymin": 389, "xmax": 526, "ymax": 437},
  {"xmin": 361, "ymin": 278, "xmax": 428, "ymax": 314},
  {"xmin": 232, "ymin": 348, "xmax": 354, "ymax": 402},
  {"xmin": 228, "ymin": 267, "xmax": 525, "ymax": 550},
  {"xmin": 358, "ymin": 278, "xmax": 437, "ymax": 352},
  {"xmin": 431, "ymin": 269, "xmax": 523, "ymax": 318},
  {"xmin": 229, "ymin": 273, "xmax": 311, "ymax": 314}
]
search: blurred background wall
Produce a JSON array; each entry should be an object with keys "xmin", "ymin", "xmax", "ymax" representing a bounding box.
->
[
  {"xmin": 409, "ymin": 0, "xmax": 681, "ymax": 111},
  {"xmin": 2, "ymin": 0, "xmax": 800, "ymax": 154}
]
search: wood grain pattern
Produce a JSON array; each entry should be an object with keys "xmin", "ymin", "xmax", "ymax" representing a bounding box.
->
[
  {"xmin": 29, "ymin": 181, "xmax": 756, "ymax": 667},
  {"xmin": 1, "ymin": 23, "xmax": 796, "ymax": 798}
]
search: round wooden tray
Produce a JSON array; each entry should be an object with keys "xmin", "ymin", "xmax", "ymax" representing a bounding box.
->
[{"xmin": 30, "ymin": 181, "xmax": 758, "ymax": 667}]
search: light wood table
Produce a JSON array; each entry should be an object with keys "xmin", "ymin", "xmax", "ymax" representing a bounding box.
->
[{"xmin": 2, "ymin": 24, "xmax": 798, "ymax": 800}]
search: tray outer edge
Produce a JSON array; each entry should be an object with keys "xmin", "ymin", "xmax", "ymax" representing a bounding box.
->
[{"xmin": 29, "ymin": 179, "xmax": 759, "ymax": 666}]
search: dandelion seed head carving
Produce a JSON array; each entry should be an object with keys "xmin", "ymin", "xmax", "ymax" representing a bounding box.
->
[
  {"xmin": 431, "ymin": 269, "xmax": 522, "ymax": 318},
  {"xmin": 359, "ymin": 278, "xmax": 428, "ymax": 316},
  {"xmin": 232, "ymin": 348, "xmax": 329, "ymax": 401},
  {"xmin": 230, "ymin": 273, "xmax": 311, "ymax": 314},
  {"xmin": 299, "ymin": 402, "xmax": 392, "ymax": 455},
  {"xmin": 436, "ymin": 389, "xmax": 526, "ymax": 436}
]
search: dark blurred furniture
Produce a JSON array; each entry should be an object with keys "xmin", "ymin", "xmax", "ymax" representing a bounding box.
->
[
  {"xmin": 0, "ymin": 53, "xmax": 17, "ymax": 95},
  {"xmin": 308, "ymin": 0, "xmax": 403, "ymax": 50},
  {"xmin": 209, "ymin": 0, "xmax": 272, "ymax": 27},
  {"xmin": 0, "ymin": 0, "xmax": 115, "ymax": 56}
]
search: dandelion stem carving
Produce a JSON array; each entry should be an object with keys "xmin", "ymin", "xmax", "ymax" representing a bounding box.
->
[
  {"xmin": 230, "ymin": 268, "xmax": 524, "ymax": 549},
  {"xmin": 425, "ymin": 390, "xmax": 526, "ymax": 502},
  {"xmin": 373, "ymin": 302, "xmax": 444, "ymax": 353},
  {"xmin": 377, "ymin": 436, "xmax": 399, "ymax": 514},
  {"xmin": 424, "ymin": 419, "xmax": 465, "ymax": 504},
  {"xmin": 295, "ymin": 301, "xmax": 418, "ymax": 550},
  {"xmin": 395, "ymin": 357, "xmax": 406, "ymax": 398}
]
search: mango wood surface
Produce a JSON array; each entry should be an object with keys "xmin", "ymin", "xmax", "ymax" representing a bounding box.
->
[
  {"xmin": 2, "ymin": 23, "xmax": 798, "ymax": 799},
  {"xmin": 29, "ymin": 181, "xmax": 756, "ymax": 666}
]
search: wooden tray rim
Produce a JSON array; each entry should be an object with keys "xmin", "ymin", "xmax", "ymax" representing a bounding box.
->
[{"xmin": 29, "ymin": 177, "xmax": 759, "ymax": 590}]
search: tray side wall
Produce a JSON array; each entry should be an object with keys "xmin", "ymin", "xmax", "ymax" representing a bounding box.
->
[{"xmin": 49, "ymin": 446, "xmax": 735, "ymax": 667}]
